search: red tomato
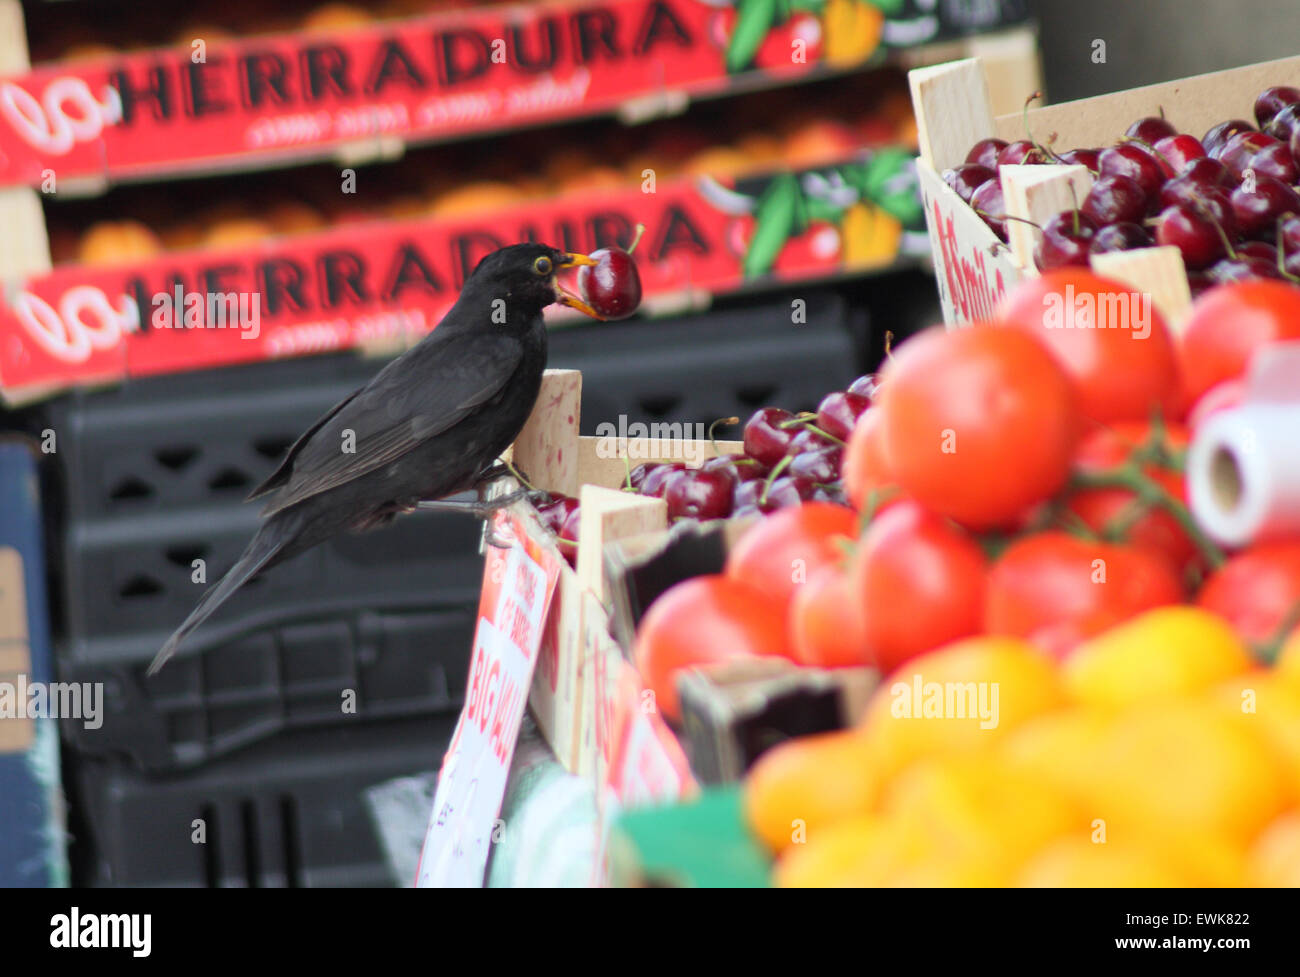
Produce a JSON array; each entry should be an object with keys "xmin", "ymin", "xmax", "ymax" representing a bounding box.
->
[
  {"xmin": 725, "ymin": 502, "xmax": 858, "ymax": 612},
  {"xmin": 1197, "ymin": 542, "xmax": 1300, "ymax": 646},
  {"xmin": 1180, "ymin": 280, "xmax": 1300, "ymax": 407},
  {"xmin": 1065, "ymin": 421, "xmax": 1198, "ymax": 575},
  {"xmin": 849, "ymin": 500, "xmax": 987, "ymax": 671},
  {"xmin": 998, "ymin": 269, "xmax": 1182, "ymax": 425},
  {"xmin": 985, "ymin": 531, "xmax": 1184, "ymax": 658},
  {"xmin": 878, "ymin": 324, "xmax": 1080, "ymax": 529},
  {"xmin": 634, "ymin": 575, "xmax": 789, "ymax": 722},
  {"xmin": 842, "ymin": 407, "xmax": 897, "ymax": 512},
  {"xmin": 788, "ymin": 565, "xmax": 871, "ymax": 668}
]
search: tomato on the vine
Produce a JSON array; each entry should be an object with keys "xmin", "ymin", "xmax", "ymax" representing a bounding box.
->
[
  {"xmin": 634, "ymin": 575, "xmax": 790, "ymax": 722},
  {"xmin": 998, "ymin": 269, "xmax": 1182, "ymax": 425},
  {"xmin": 1180, "ymin": 280, "xmax": 1300, "ymax": 407},
  {"xmin": 849, "ymin": 500, "xmax": 987, "ymax": 671},
  {"xmin": 725, "ymin": 502, "xmax": 858, "ymax": 613},
  {"xmin": 877, "ymin": 324, "xmax": 1080, "ymax": 529},
  {"xmin": 1197, "ymin": 542, "xmax": 1300, "ymax": 647},
  {"xmin": 985, "ymin": 531, "xmax": 1184, "ymax": 658},
  {"xmin": 789, "ymin": 565, "xmax": 872, "ymax": 669},
  {"xmin": 842, "ymin": 407, "xmax": 898, "ymax": 513},
  {"xmin": 1064, "ymin": 421, "xmax": 1199, "ymax": 575}
]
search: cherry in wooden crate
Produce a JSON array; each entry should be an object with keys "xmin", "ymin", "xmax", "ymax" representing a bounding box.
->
[{"xmin": 910, "ymin": 51, "xmax": 1300, "ymax": 331}]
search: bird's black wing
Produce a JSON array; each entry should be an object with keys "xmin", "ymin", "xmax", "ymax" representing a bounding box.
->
[
  {"xmin": 257, "ymin": 330, "xmax": 522, "ymax": 518},
  {"xmin": 246, "ymin": 387, "xmax": 362, "ymax": 502}
]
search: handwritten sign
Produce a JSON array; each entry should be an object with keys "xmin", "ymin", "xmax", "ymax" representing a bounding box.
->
[{"xmin": 416, "ymin": 512, "xmax": 559, "ymax": 888}]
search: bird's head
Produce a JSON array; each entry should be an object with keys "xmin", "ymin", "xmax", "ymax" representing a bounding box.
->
[{"xmin": 467, "ymin": 243, "xmax": 604, "ymax": 324}]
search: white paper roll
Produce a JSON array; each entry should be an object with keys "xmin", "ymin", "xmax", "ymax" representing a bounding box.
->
[{"xmin": 1188, "ymin": 403, "xmax": 1300, "ymax": 548}]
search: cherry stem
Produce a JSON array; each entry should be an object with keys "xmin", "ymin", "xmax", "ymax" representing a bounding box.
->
[
  {"xmin": 503, "ymin": 458, "xmax": 538, "ymax": 492},
  {"xmin": 1276, "ymin": 218, "xmax": 1300, "ymax": 283},
  {"xmin": 1021, "ymin": 90, "xmax": 1052, "ymax": 161},
  {"xmin": 623, "ymin": 454, "xmax": 634, "ymax": 491},
  {"xmin": 627, "ymin": 223, "xmax": 646, "ymax": 255},
  {"xmin": 776, "ymin": 414, "xmax": 846, "ymax": 446},
  {"xmin": 996, "ymin": 212, "xmax": 1045, "ymax": 232},
  {"xmin": 708, "ymin": 416, "xmax": 739, "ymax": 457},
  {"xmin": 1068, "ymin": 182, "xmax": 1081, "ymax": 236},
  {"xmin": 1069, "ymin": 465, "xmax": 1225, "ymax": 569},
  {"xmin": 760, "ymin": 453, "xmax": 793, "ymax": 506},
  {"xmin": 1189, "ymin": 192, "xmax": 1237, "ymax": 260},
  {"xmin": 884, "ymin": 330, "xmax": 895, "ymax": 359},
  {"xmin": 1122, "ymin": 135, "xmax": 1177, "ymax": 175}
]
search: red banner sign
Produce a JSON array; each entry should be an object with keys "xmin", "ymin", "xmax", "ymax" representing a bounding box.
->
[
  {"xmin": 1, "ymin": 0, "xmax": 843, "ymax": 187},
  {"xmin": 0, "ymin": 159, "xmax": 919, "ymax": 401}
]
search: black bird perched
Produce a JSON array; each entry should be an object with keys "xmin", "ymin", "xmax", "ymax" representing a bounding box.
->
[{"xmin": 150, "ymin": 242, "xmax": 602, "ymax": 674}]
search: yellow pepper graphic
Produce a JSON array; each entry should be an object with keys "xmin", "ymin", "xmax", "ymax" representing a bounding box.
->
[
  {"xmin": 842, "ymin": 201, "xmax": 902, "ymax": 269},
  {"xmin": 822, "ymin": 0, "xmax": 885, "ymax": 67}
]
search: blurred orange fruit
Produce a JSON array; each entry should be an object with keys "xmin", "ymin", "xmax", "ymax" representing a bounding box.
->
[{"xmin": 743, "ymin": 729, "xmax": 880, "ymax": 853}]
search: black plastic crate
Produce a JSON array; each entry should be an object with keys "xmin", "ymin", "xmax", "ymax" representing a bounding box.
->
[
  {"xmin": 67, "ymin": 717, "xmax": 451, "ymax": 888},
  {"xmin": 59, "ymin": 605, "xmax": 474, "ymax": 770}
]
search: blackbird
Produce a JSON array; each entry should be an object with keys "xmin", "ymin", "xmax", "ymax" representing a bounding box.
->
[{"xmin": 150, "ymin": 243, "xmax": 601, "ymax": 674}]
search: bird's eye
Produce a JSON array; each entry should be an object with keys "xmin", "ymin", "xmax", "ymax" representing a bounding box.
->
[{"xmin": 533, "ymin": 256, "xmax": 553, "ymax": 276}]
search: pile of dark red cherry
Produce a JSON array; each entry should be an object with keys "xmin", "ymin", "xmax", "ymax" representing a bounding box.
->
[
  {"xmin": 533, "ymin": 375, "xmax": 877, "ymax": 564},
  {"xmin": 943, "ymin": 85, "xmax": 1300, "ymax": 294}
]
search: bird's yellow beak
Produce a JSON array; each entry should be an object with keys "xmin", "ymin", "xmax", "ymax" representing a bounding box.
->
[{"xmin": 554, "ymin": 252, "xmax": 604, "ymax": 320}]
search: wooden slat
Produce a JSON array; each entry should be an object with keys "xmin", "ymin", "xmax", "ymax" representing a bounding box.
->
[
  {"xmin": 1090, "ymin": 245, "xmax": 1194, "ymax": 334},
  {"xmin": 965, "ymin": 26, "xmax": 1042, "ymax": 118},
  {"xmin": 994, "ymin": 54, "xmax": 1300, "ymax": 150},
  {"xmin": 509, "ymin": 369, "xmax": 582, "ymax": 497},
  {"xmin": 999, "ymin": 163, "xmax": 1093, "ymax": 273},
  {"xmin": 0, "ymin": 0, "xmax": 30, "ymax": 74},
  {"xmin": 576, "ymin": 436, "xmax": 745, "ymax": 490},
  {"xmin": 575, "ymin": 485, "xmax": 666, "ymax": 603},
  {"xmin": 909, "ymin": 58, "xmax": 997, "ymax": 173}
]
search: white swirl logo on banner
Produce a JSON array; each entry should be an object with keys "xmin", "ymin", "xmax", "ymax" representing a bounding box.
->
[
  {"xmin": 13, "ymin": 288, "xmax": 138, "ymax": 363},
  {"xmin": 0, "ymin": 76, "xmax": 122, "ymax": 155}
]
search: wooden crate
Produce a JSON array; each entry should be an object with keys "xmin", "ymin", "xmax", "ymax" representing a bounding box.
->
[
  {"xmin": 501, "ymin": 370, "xmax": 874, "ymax": 798},
  {"xmin": 909, "ymin": 52, "xmax": 1300, "ymax": 330},
  {"xmin": 500, "ymin": 368, "xmax": 737, "ymax": 786}
]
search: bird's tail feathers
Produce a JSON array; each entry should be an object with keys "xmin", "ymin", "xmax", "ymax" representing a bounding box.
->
[{"xmin": 148, "ymin": 529, "xmax": 286, "ymax": 676}]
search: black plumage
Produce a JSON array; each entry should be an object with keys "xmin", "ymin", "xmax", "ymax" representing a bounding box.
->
[{"xmin": 150, "ymin": 243, "xmax": 595, "ymax": 673}]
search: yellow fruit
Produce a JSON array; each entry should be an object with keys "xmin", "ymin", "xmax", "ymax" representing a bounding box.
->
[
  {"xmin": 998, "ymin": 708, "xmax": 1111, "ymax": 805},
  {"xmin": 266, "ymin": 202, "xmax": 327, "ymax": 235},
  {"xmin": 841, "ymin": 203, "xmax": 903, "ymax": 270},
  {"xmin": 880, "ymin": 754, "xmax": 1078, "ymax": 880},
  {"xmin": 1064, "ymin": 606, "xmax": 1252, "ymax": 710},
  {"xmin": 303, "ymin": 3, "xmax": 373, "ymax": 31},
  {"xmin": 1083, "ymin": 700, "xmax": 1287, "ymax": 846},
  {"xmin": 430, "ymin": 182, "xmax": 527, "ymax": 218},
  {"xmin": 1019, "ymin": 837, "xmax": 1196, "ymax": 887},
  {"xmin": 822, "ymin": 0, "xmax": 884, "ymax": 67},
  {"xmin": 77, "ymin": 221, "xmax": 164, "ymax": 266},
  {"xmin": 774, "ymin": 812, "xmax": 1004, "ymax": 887},
  {"xmin": 203, "ymin": 219, "xmax": 273, "ymax": 249},
  {"xmin": 1278, "ymin": 627, "xmax": 1300, "ymax": 690},
  {"xmin": 1247, "ymin": 812, "xmax": 1300, "ymax": 886},
  {"xmin": 1208, "ymin": 672, "xmax": 1300, "ymax": 804},
  {"xmin": 859, "ymin": 636, "xmax": 1063, "ymax": 781},
  {"xmin": 743, "ymin": 729, "xmax": 881, "ymax": 853},
  {"xmin": 773, "ymin": 816, "xmax": 901, "ymax": 887}
]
